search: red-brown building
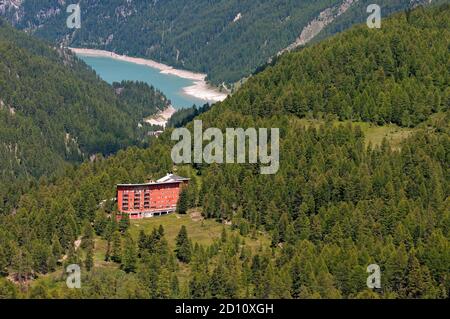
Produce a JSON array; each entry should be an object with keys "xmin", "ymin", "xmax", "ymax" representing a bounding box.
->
[{"xmin": 117, "ymin": 174, "xmax": 189, "ymax": 219}]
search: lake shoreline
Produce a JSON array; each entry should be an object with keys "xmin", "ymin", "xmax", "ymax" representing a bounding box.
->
[
  {"xmin": 145, "ymin": 105, "xmax": 177, "ymax": 128},
  {"xmin": 69, "ymin": 48, "xmax": 228, "ymax": 103}
]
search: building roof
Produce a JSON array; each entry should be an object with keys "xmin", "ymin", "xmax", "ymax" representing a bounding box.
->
[
  {"xmin": 157, "ymin": 173, "xmax": 190, "ymax": 183},
  {"xmin": 117, "ymin": 174, "xmax": 189, "ymax": 188}
]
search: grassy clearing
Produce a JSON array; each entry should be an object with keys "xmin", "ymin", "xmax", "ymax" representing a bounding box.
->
[
  {"xmin": 129, "ymin": 210, "xmax": 269, "ymax": 251},
  {"xmin": 128, "ymin": 210, "xmax": 270, "ymax": 287},
  {"xmin": 292, "ymin": 118, "xmax": 413, "ymax": 149},
  {"xmin": 130, "ymin": 212, "xmax": 223, "ymax": 247},
  {"xmin": 87, "ymin": 210, "xmax": 269, "ymax": 275},
  {"xmin": 362, "ymin": 124, "xmax": 413, "ymax": 150}
]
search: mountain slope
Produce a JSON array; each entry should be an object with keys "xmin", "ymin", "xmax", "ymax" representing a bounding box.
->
[
  {"xmin": 0, "ymin": 6, "xmax": 447, "ymax": 299},
  {"xmin": 221, "ymin": 5, "xmax": 449, "ymax": 127},
  {"xmin": 314, "ymin": 0, "xmax": 449, "ymax": 43},
  {"xmin": 0, "ymin": 20, "xmax": 170, "ymax": 212},
  {"xmin": 1, "ymin": 0, "xmax": 441, "ymax": 85}
]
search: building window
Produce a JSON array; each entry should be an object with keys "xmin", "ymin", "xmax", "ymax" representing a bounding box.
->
[{"xmin": 122, "ymin": 193, "xmax": 129, "ymax": 211}]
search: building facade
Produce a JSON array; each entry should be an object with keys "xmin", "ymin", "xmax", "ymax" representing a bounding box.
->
[{"xmin": 117, "ymin": 174, "xmax": 189, "ymax": 219}]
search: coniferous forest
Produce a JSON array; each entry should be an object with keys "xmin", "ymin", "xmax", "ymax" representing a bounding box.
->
[
  {"xmin": 0, "ymin": 20, "xmax": 170, "ymax": 214},
  {"xmin": 1, "ymin": 0, "xmax": 444, "ymax": 85},
  {"xmin": 0, "ymin": 4, "xmax": 448, "ymax": 301}
]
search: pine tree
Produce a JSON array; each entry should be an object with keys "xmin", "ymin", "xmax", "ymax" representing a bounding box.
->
[
  {"xmin": 254, "ymin": 260, "xmax": 274, "ymax": 298},
  {"xmin": 104, "ymin": 239, "xmax": 111, "ymax": 262},
  {"xmin": 65, "ymin": 243, "xmax": 79, "ymax": 266},
  {"xmin": 104, "ymin": 213, "xmax": 118, "ymax": 241},
  {"xmin": 158, "ymin": 225, "xmax": 165, "ymax": 237},
  {"xmin": 271, "ymin": 227, "xmax": 280, "ymax": 247},
  {"xmin": 170, "ymin": 273, "xmax": 180, "ymax": 298},
  {"xmin": 85, "ymin": 245, "xmax": 94, "ymax": 271},
  {"xmin": 175, "ymin": 226, "xmax": 191, "ymax": 263},
  {"xmin": 93, "ymin": 210, "xmax": 108, "ymax": 236},
  {"xmin": 401, "ymin": 251, "xmax": 438, "ymax": 298},
  {"xmin": 81, "ymin": 221, "xmax": 94, "ymax": 250},
  {"xmin": 121, "ymin": 232, "xmax": 137, "ymax": 273},
  {"xmin": 189, "ymin": 270, "xmax": 210, "ymax": 299},
  {"xmin": 157, "ymin": 268, "xmax": 172, "ymax": 298},
  {"xmin": 221, "ymin": 227, "xmax": 228, "ymax": 243},
  {"xmin": 11, "ymin": 245, "xmax": 33, "ymax": 285},
  {"xmin": 278, "ymin": 213, "xmax": 290, "ymax": 242},
  {"xmin": 210, "ymin": 263, "xmax": 227, "ymax": 298},
  {"xmin": 294, "ymin": 209, "xmax": 311, "ymax": 240},
  {"xmin": 110, "ymin": 231, "xmax": 122, "ymax": 263},
  {"xmin": 51, "ymin": 234, "xmax": 63, "ymax": 261},
  {"xmin": 85, "ymin": 194, "xmax": 97, "ymax": 221},
  {"xmin": 138, "ymin": 230, "xmax": 148, "ymax": 256},
  {"xmin": 291, "ymin": 256, "xmax": 303, "ymax": 299},
  {"xmin": 177, "ymin": 188, "xmax": 189, "ymax": 214},
  {"xmin": 119, "ymin": 213, "xmax": 130, "ymax": 233}
]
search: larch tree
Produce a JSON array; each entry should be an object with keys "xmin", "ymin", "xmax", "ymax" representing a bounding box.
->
[{"xmin": 175, "ymin": 226, "xmax": 192, "ymax": 263}]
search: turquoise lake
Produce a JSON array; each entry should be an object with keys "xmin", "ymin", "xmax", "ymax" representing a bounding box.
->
[{"xmin": 78, "ymin": 55, "xmax": 208, "ymax": 109}]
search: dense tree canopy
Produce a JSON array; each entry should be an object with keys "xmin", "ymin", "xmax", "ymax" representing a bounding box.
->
[
  {"xmin": 0, "ymin": 20, "xmax": 170, "ymax": 211},
  {"xmin": 219, "ymin": 6, "xmax": 449, "ymax": 126},
  {"xmin": 2, "ymin": 0, "xmax": 440, "ymax": 85},
  {"xmin": 0, "ymin": 5, "xmax": 448, "ymax": 299}
]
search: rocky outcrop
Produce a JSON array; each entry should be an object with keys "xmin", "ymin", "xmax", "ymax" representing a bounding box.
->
[
  {"xmin": 0, "ymin": 0, "xmax": 23, "ymax": 13},
  {"xmin": 0, "ymin": 0, "xmax": 24, "ymax": 25},
  {"xmin": 115, "ymin": 2, "xmax": 137, "ymax": 19},
  {"xmin": 411, "ymin": 0, "xmax": 434, "ymax": 8},
  {"xmin": 279, "ymin": 0, "xmax": 436, "ymax": 55},
  {"xmin": 0, "ymin": 0, "xmax": 64, "ymax": 28},
  {"xmin": 279, "ymin": 0, "xmax": 358, "ymax": 56}
]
